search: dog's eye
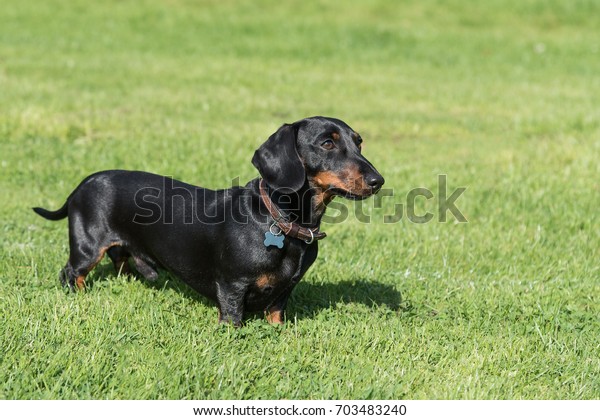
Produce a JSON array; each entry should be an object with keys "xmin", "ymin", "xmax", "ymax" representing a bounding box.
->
[{"xmin": 321, "ymin": 139, "xmax": 335, "ymax": 150}]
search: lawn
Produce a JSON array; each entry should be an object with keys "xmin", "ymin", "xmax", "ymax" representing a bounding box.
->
[{"xmin": 0, "ymin": 0, "xmax": 599, "ymax": 399}]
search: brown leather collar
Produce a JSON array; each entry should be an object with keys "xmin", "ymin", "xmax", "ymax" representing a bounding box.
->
[{"xmin": 259, "ymin": 179, "xmax": 326, "ymax": 244}]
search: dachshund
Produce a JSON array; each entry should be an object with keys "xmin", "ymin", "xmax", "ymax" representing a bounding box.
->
[{"xmin": 33, "ymin": 116, "xmax": 384, "ymax": 325}]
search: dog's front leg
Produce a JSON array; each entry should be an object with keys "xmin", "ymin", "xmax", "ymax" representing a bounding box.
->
[
  {"xmin": 215, "ymin": 281, "xmax": 247, "ymax": 327},
  {"xmin": 265, "ymin": 293, "xmax": 291, "ymax": 325}
]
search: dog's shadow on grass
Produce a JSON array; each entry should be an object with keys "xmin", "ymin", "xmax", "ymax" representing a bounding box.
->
[
  {"xmin": 88, "ymin": 263, "xmax": 213, "ymax": 305},
  {"xmin": 88, "ymin": 264, "xmax": 401, "ymax": 321},
  {"xmin": 288, "ymin": 279, "xmax": 402, "ymax": 320}
]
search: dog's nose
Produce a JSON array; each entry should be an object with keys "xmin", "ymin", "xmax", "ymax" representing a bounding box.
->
[{"xmin": 366, "ymin": 173, "xmax": 385, "ymax": 192}]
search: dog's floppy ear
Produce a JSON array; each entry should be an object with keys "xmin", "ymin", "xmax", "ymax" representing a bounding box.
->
[{"xmin": 252, "ymin": 123, "xmax": 306, "ymax": 192}]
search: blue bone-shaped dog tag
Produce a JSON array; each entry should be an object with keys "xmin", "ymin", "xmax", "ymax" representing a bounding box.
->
[{"xmin": 264, "ymin": 231, "xmax": 284, "ymax": 249}]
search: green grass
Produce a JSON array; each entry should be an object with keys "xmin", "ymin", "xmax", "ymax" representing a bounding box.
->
[{"xmin": 1, "ymin": 0, "xmax": 599, "ymax": 399}]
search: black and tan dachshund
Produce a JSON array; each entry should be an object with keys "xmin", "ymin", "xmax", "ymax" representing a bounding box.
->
[{"xmin": 34, "ymin": 116, "xmax": 384, "ymax": 325}]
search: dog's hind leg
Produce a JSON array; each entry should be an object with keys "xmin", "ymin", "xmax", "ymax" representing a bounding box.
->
[
  {"xmin": 106, "ymin": 248, "xmax": 159, "ymax": 280},
  {"xmin": 60, "ymin": 251, "xmax": 105, "ymax": 292},
  {"xmin": 106, "ymin": 246, "xmax": 132, "ymax": 276},
  {"xmin": 131, "ymin": 256, "xmax": 159, "ymax": 281},
  {"xmin": 59, "ymin": 261, "xmax": 77, "ymax": 291},
  {"xmin": 66, "ymin": 244, "xmax": 111, "ymax": 291},
  {"xmin": 64, "ymin": 212, "xmax": 119, "ymax": 291}
]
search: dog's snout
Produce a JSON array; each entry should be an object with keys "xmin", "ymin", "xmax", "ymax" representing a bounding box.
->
[{"xmin": 366, "ymin": 173, "xmax": 385, "ymax": 192}]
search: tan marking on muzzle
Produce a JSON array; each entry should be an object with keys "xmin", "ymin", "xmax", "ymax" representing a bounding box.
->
[{"xmin": 310, "ymin": 164, "xmax": 371, "ymax": 199}]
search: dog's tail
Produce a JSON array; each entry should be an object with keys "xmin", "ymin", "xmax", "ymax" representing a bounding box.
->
[{"xmin": 33, "ymin": 202, "xmax": 68, "ymax": 221}]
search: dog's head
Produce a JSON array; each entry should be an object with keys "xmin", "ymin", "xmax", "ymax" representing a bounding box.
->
[{"xmin": 252, "ymin": 116, "xmax": 384, "ymax": 200}]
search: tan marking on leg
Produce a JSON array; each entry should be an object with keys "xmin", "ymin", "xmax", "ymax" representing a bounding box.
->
[
  {"xmin": 76, "ymin": 242, "xmax": 124, "ymax": 288},
  {"xmin": 85, "ymin": 242, "xmax": 123, "ymax": 275},
  {"xmin": 75, "ymin": 275, "xmax": 86, "ymax": 290},
  {"xmin": 266, "ymin": 307, "xmax": 284, "ymax": 325}
]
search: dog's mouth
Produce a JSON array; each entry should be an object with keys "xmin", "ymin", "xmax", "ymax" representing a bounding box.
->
[
  {"xmin": 330, "ymin": 187, "xmax": 378, "ymax": 201},
  {"xmin": 309, "ymin": 171, "xmax": 382, "ymax": 201}
]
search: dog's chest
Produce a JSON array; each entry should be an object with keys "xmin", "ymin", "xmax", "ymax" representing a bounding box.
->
[
  {"xmin": 245, "ymin": 242, "xmax": 318, "ymax": 308},
  {"xmin": 256, "ymin": 246, "xmax": 303, "ymax": 289}
]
